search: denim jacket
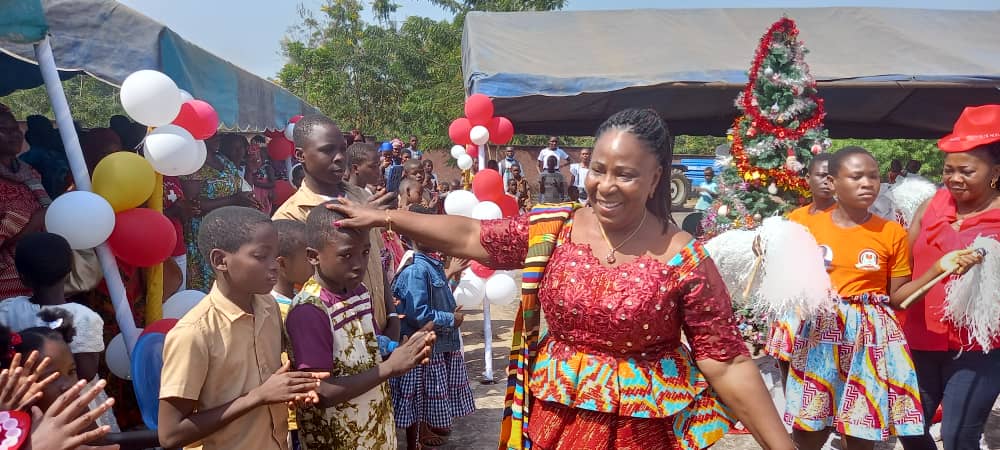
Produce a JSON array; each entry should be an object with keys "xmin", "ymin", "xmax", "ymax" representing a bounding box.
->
[{"xmin": 391, "ymin": 252, "xmax": 461, "ymax": 353}]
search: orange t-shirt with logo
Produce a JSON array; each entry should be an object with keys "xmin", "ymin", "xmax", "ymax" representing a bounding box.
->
[{"xmin": 809, "ymin": 212, "xmax": 912, "ymax": 297}]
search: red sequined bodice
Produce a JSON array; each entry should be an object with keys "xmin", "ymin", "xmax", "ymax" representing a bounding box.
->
[{"xmin": 481, "ymin": 215, "xmax": 747, "ymax": 362}]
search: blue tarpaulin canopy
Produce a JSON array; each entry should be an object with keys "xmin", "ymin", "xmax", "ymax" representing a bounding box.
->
[
  {"xmin": 462, "ymin": 8, "xmax": 1000, "ymax": 138},
  {"xmin": 0, "ymin": 0, "xmax": 319, "ymax": 131}
]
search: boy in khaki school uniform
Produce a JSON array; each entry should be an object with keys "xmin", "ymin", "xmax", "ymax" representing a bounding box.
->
[{"xmin": 157, "ymin": 206, "xmax": 328, "ymax": 450}]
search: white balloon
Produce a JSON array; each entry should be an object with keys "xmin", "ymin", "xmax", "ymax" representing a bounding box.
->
[
  {"xmin": 456, "ymin": 154, "xmax": 474, "ymax": 171},
  {"xmin": 163, "ymin": 290, "xmax": 206, "ymax": 319},
  {"xmin": 453, "ymin": 268, "xmax": 486, "ymax": 308},
  {"xmin": 106, "ymin": 332, "xmax": 138, "ymax": 380},
  {"xmin": 120, "ymin": 70, "xmax": 183, "ymax": 127},
  {"xmin": 485, "ymin": 272, "xmax": 518, "ymax": 305},
  {"xmin": 450, "ymin": 144, "xmax": 467, "ymax": 159},
  {"xmin": 144, "ymin": 125, "xmax": 200, "ymax": 176},
  {"xmin": 471, "ymin": 201, "xmax": 502, "ymax": 220},
  {"xmin": 178, "ymin": 89, "xmax": 194, "ymax": 102},
  {"xmin": 182, "ymin": 139, "xmax": 209, "ymax": 175},
  {"xmin": 45, "ymin": 191, "xmax": 115, "ymax": 249},
  {"xmin": 284, "ymin": 123, "xmax": 295, "ymax": 141},
  {"xmin": 444, "ymin": 190, "xmax": 478, "ymax": 217},
  {"xmin": 469, "ymin": 126, "xmax": 490, "ymax": 146}
]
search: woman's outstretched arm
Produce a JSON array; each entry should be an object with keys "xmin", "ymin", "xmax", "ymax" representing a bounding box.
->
[{"xmin": 327, "ymin": 198, "xmax": 490, "ymax": 261}]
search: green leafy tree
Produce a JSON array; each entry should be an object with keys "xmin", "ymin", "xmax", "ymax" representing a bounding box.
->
[
  {"xmin": 3, "ymin": 76, "xmax": 125, "ymax": 127},
  {"xmin": 277, "ymin": 0, "xmax": 564, "ymax": 150}
]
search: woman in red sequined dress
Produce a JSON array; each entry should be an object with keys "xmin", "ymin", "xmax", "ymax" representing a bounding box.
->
[{"xmin": 330, "ymin": 109, "xmax": 792, "ymax": 450}]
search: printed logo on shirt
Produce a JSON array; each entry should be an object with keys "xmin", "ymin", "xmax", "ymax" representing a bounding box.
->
[
  {"xmin": 819, "ymin": 245, "xmax": 834, "ymax": 270},
  {"xmin": 855, "ymin": 249, "xmax": 881, "ymax": 271}
]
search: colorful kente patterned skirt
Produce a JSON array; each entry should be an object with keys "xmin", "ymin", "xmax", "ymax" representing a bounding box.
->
[
  {"xmin": 784, "ymin": 293, "xmax": 924, "ymax": 440},
  {"xmin": 764, "ymin": 311, "xmax": 803, "ymax": 362},
  {"xmin": 524, "ymin": 338, "xmax": 735, "ymax": 450},
  {"xmin": 390, "ymin": 351, "xmax": 475, "ymax": 429}
]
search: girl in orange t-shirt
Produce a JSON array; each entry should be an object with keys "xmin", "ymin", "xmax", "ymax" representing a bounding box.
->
[{"xmin": 784, "ymin": 147, "xmax": 981, "ymax": 450}]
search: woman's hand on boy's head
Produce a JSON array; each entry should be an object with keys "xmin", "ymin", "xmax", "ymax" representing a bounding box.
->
[
  {"xmin": 325, "ymin": 198, "xmax": 381, "ymax": 229},
  {"xmin": 30, "ymin": 378, "xmax": 116, "ymax": 450},
  {"xmin": 385, "ymin": 323, "xmax": 436, "ymax": 377},
  {"xmin": 0, "ymin": 351, "xmax": 59, "ymax": 411}
]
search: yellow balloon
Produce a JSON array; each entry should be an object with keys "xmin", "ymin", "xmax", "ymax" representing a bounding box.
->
[{"xmin": 92, "ymin": 152, "xmax": 156, "ymax": 212}]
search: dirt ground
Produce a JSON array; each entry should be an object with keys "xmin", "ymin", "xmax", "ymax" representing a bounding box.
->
[{"xmin": 400, "ymin": 298, "xmax": 1000, "ymax": 450}]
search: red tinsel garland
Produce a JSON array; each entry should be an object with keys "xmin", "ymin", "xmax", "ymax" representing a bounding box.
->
[{"xmin": 731, "ymin": 17, "xmax": 823, "ymax": 195}]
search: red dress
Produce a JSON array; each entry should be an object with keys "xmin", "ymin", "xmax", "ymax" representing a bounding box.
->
[
  {"xmin": 900, "ymin": 188, "xmax": 1000, "ymax": 351},
  {"xmin": 482, "ymin": 214, "xmax": 749, "ymax": 450}
]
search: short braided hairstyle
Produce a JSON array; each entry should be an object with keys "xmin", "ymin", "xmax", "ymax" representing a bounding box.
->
[{"xmin": 595, "ymin": 108, "xmax": 674, "ymax": 228}]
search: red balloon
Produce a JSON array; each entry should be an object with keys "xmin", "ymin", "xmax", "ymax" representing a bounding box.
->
[
  {"xmin": 472, "ymin": 169, "xmax": 504, "ymax": 202},
  {"xmin": 107, "ymin": 208, "xmax": 176, "ymax": 268},
  {"xmin": 470, "ymin": 261, "xmax": 495, "ymax": 279},
  {"xmin": 498, "ymin": 194, "xmax": 519, "ymax": 217},
  {"xmin": 449, "ymin": 118, "xmax": 472, "ymax": 145},
  {"xmin": 488, "ymin": 116, "xmax": 515, "ymax": 144},
  {"xmin": 172, "ymin": 100, "xmax": 219, "ymax": 140},
  {"xmin": 465, "ymin": 143, "xmax": 479, "ymax": 160},
  {"xmin": 265, "ymin": 131, "xmax": 295, "ymax": 160},
  {"xmin": 273, "ymin": 180, "xmax": 297, "ymax": 207},
  {"xmin": 289, "ymin": 114, "xmax": 304, "ymax": 124},
  {"xmin": 141, "ymin": 318, "xmax": 178, "ymax": 336},
  {"xmin": 464, "ymin": 94, "xmax": 494, "ymax": 126}
]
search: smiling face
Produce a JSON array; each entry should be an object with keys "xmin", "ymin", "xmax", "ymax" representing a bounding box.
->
[
  {"xmin": 586, "ymin": 129, "xmax": 662, "ymax": 231},
  {"xmin": 832, "ymin": 152, "xmax": 880, "ymax": 210},
  {"xmin": 943, "ymin": 147, "xmax": 1000, "ymax": 206},
  {"xmin": 212, "ymin": 223, "xmax": 279, "ymax": 294},
  {"xmin": 297, "ymin": 122, "xmax": 348, "ymax": 187},
  {"xmin": 308, "ymin": 230, "xmax": 370, "ymax": 294}
]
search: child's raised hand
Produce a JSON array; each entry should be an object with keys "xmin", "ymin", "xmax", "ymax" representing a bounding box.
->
[
  {"xmin": 385, "ymin": 323, "xmax": 436, "ymax": 377},
  {"xmin": 252, "ymin": 361, "xmax": 329, "ymax": 406},
  {"xmin": 29, "ymin": 379, "xmax": 116, "ymax": 450},
  {"xmin": 453, "ymin": 306, "xmax": 465, "ymax": 328},
  {"xmin": 0, "ymin": 351, "xmax": 59, "ymax": 411}
]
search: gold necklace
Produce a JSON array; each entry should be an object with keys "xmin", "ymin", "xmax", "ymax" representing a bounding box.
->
[{"xmin": 597, "ymin": 211, "xmax": 647, "ymax": 264}]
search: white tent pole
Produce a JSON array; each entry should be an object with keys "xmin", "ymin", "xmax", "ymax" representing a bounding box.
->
[
  {"xmin": 478, "ymin": 143, "xmax": 494, "ymax": 382},
  {"xmin": 34, "ymin": 36, "xmax": 140, "ymax": 354}
]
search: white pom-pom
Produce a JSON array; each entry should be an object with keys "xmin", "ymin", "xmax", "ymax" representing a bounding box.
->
[
  {"xmin": 888, "ymin": 177, "xmax": 937, "ymax": 227},
  {"xmin": 705, "ymin": 229, "xmax": 758, "ymax": 305},
  {"xmin": 717, "ymin": 204, "xmax": 729, "ymax": 217},
  {"xmin": 755, "ymin": 217, "xmax": 834, "ymax": 320},
  {"xmin": 944, "ymin": 237, "xmax": 1000, "ymax": 351}
]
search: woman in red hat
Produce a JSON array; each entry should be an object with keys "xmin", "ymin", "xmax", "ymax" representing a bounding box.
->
[{"xmin": 899, "ymin": 105, "xmax": 1000, "ymax": 450}]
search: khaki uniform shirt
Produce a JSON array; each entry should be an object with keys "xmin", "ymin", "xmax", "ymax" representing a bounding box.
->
[{"xmin": 159, "ymin": 286, "xmax": 287, "ymax": 450}]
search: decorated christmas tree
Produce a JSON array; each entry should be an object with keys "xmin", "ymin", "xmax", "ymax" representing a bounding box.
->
[{"xmin": 702, "ymin": 17, "xmax": 830, "ymax": 238}]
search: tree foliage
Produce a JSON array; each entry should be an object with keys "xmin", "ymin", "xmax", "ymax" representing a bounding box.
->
[
  {"xmin": 3, "ymin": 76, "xmax": 125, "ymax": 127},
  {"xmin": 277, "ymin": 0, "xmax": 564, "ymax": 150}
]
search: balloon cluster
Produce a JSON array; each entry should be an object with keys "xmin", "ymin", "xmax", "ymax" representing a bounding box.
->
[
  {"xmin": 46, "ymin": 70, "xmax": 222, "ymax": 268},
  {"xmin": 105, "ymin": 290, "xmax": 202, "ymax": 381},
  {"xmin": 263, "ymin": 114, "xmax": 303, "ymax": 161},
  {"xmin": 447, "ymin": 94, "xmax": 514, "ymax": 171},
  {"xmin": 453, "ymin": 263, "xmax": 518, "ymax": 308}
]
